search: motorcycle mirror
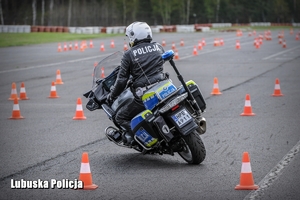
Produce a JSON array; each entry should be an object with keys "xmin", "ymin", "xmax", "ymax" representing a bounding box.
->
[{"xmin": 162, "ymin": 50, "xmax": 174, "ymax": 61}]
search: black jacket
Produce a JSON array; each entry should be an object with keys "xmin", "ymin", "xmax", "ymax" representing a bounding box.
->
[{"xmin": 110, "ymin": 41, "xmax": 165, "ymax": 99}]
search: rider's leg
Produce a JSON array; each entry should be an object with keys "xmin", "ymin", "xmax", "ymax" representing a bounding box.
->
[{"xmin": 115, "ymin": 98, "xmax": 145, "ymax": 144}]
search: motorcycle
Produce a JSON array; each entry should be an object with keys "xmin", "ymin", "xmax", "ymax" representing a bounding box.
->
[{"xmin": 83, "ymin": 50, "xmax": 207, "ymax": 164}]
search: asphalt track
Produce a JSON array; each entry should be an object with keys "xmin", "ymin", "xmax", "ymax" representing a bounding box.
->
[{"xmin": 0, "ymin": 29, "xmax": 300, "ymax": 200}]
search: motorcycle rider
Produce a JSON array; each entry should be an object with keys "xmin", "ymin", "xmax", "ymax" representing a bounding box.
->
[{"xmin": 106, "ymin": 21, "xmax": 166, "ymax": 145}]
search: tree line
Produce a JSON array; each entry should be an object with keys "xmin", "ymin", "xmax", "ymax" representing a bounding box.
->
[{"xmin": 0, "ymin": 0, "xmax": 299, "ymax": 27}]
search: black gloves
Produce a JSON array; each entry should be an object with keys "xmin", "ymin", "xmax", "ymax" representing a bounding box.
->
[{"xmin": 106, "ymin": 93, "xmax": 115, "ymax": 106}]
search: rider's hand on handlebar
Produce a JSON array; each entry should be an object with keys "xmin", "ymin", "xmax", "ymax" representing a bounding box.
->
[{"xmin": 106, "ymin": 93, "xmax": 115, "ymax": 106}]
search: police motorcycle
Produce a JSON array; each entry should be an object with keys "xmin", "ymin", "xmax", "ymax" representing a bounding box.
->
[{"xmin": 84, "ymin": 50, "xmax": 207, "ymax": 164}]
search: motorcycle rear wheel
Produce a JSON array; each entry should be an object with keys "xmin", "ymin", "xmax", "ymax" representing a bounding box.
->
[{"xmin": 178, "ymin": 130, "xmax": 206, "ymax": 164}]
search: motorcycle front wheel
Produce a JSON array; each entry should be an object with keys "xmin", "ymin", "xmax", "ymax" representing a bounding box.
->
[{"xmin": 178, "ymin": 130, "xmax": 206, "ymax": 164}]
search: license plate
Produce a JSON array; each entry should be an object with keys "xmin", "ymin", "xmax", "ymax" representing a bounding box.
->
[{"xmin": 171, "ymin": 109, "xmax": 192, "ymax": 128}]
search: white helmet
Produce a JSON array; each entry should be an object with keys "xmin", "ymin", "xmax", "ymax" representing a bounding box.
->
[{"xmin": 125, "ymin": 22, "xmax": 152, "ymax": 47}]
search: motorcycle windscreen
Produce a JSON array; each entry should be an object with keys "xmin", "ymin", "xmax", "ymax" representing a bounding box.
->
[{"xmin": 93, "ymin": 51, "xmax": 123, "ymax": 87}]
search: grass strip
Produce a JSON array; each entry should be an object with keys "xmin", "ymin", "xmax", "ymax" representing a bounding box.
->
[{"xmin": 0, "ymin": 32, "xmax": 123, "ymax": 47}]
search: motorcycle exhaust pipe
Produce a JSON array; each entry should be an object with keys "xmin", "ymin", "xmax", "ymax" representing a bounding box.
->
[{"xmin": 196, "ymin": 116, "xmax": 206, "ymax": 135}]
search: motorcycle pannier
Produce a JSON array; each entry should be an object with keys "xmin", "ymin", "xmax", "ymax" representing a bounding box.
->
[
  {"xmin": 186, "ymin": 81, "xmax": 206, "ymax": 112},
  {"xmin": 131, "ymin": 110, "xmax": 158, "ymax": 148}
]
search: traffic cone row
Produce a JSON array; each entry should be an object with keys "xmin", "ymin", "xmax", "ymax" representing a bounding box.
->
[
  {"xmin": 8, "ymin": 69, "xmax": 88, "ymax": 120},
  {"xmin": 58, "ymin": 40, "xmax": 97, "ymax": 52},
  {"xmin": 210, "ymin": 77, "xmax": 284, "ymax": 116}
]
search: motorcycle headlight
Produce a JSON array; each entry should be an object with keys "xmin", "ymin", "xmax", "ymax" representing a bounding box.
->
[{"xmin": 159, "ymin": 93, "xmax": 188, "ymax": 113}]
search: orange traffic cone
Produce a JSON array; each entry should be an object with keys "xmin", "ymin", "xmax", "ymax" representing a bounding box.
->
[
  {"xmin": 180, "ymin": 39, "xmax": 184, "ymax": 46},
  {"xmin": 213, "ymin": 38, "xmax": 218, "ymax": 47},
  {"xmin": 279, "ymin": 38, "xmax": 282, "ymax": 44},
  {"xmin": 162, "ymin": 39, "xmax": 166, "ymax": 47},
  {"xmin": 19, "ymin": 82, "xmax": 29, "ymax": 100},
  {"xmin": 202, "ymin": 38, "xmax": 206, "ymax": 46},
  {"xmin": 55, "ymin": 69, "xmax": 64, "ymax": 85},
  {"xmin": 296, "ymin": 34, "xmax": 299, "ymax": 41},
  {"xmin": 272, "ymin": 78, "xmax": 283, "ymax": 97},
  {"xmin": 172, "ymin": 42, "xmax": 176, "ymax": 50},
  {"xmin": 216, "ymin": 38, "xmax": 221, "ymax": 46},
  {"xmin": 80, "ymin": 44, "xmax": 85, "ymax": 52},
  {"xmin": 69, "ymin": 42, "xmax": 72, "ymax": 51},
  {"xmin": 74, "ymin": 41, "xmax": 79, "ymax": 50},
  {"xmin": 282, "ymin": 40, "xmax": 287, "ymax": 48},
  {"xmin": 198, "ymin": 41, "xmax": 203, "ymax": 50},
  {"xmin": 57, "ymin": 43, "xmax": 62, "ymax": 52},
  {"xmin": 78, "ymin": 152, "xmax": 98, "ymax": 190},
  {"xmin": 8, "ymin": 82, "xmax": 19, "ymax": 100},
  {"xmin": 174, "ymin": 50, "xmax": 179, "ymax": 60},
  {"xmin": 63, "ymin": 42, "xmax": 68, "ymax": 51},
  {"xmin": 236, "ymin": 40, "xmax": 241, "ymax": 49},
  {"xmin": 211, "ymin": 77, "xmax": 222, "ymax": 95},
  {"xmin": 235, "ymin": 152, "xmax": 259, "ymax": 190},
  {"xmin": 110, "ymin": 40, "xmax": 115, "ymax": 48},
  {"xmin": 253, "ymin": 38, "xmax": 257, "ymax": 46},
  {"xmin": 100, "ymin": 43, "xmax": 105, "ymax": 51},
  {"xmin": 101, "ymin": 67, "xmax": 105, "ymax": 78},
  {"xmin": 89, "ymin": 40, "xmax": 94, "ymax": 48},
  {"xmin": 193, "ymin": 46, "xmax": 198, "ymax": 55},
  {"xmin": 48, "ymin": 81, "xmax": 59, "ymax": 98},
  {"xmin": 220, "ymin": 38, "xmax": 224, "ymax": 46},
  {"xmin": 124, "ymin": 42, "xmax": 128, "ymax": 51},
  {"xmin": 255, "ymin": 40, "xmax": 260, "ymax": 49},
  {"xmin": 240, "ymin": 94, "xmax": 255, "ymax": 116},
  {"xmin": 73, "ymin": 98, "xmax": 87, "ymax": 120},
  {"xmin": 9, "ymin": 98, "xmax": 24, "ymax": 119}
]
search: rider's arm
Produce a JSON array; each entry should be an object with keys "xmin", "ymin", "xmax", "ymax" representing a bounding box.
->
[{"xmin": 110, "ymin": 54, "xmax": 131, "ymax": 99}]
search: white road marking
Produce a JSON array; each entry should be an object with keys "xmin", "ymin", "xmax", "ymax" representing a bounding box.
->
[
  {"xmin": 0, "ymin": 53, "xmax": 111, "ymax": 74},
  {"xmin": 244, "ymin": 140, "xmax": 300, "ymax": 200},
  {"xmin": 263, "ymin": 46, "xmax": 300, "ymax": 60}
]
